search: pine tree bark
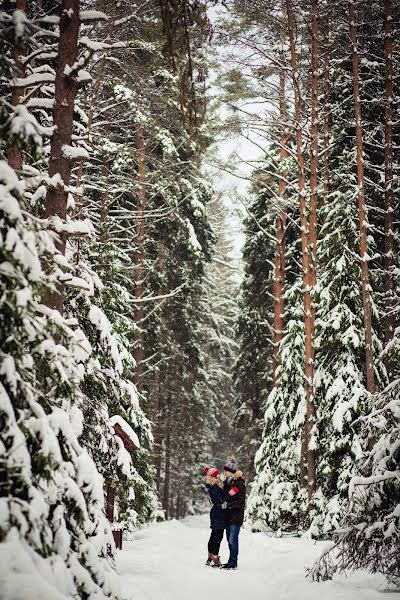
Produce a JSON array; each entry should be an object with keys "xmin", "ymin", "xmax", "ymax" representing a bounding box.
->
[
  {"xmin": 272, "ymin": 69, "xmax": 288, "ymax": 385},
  {"xmin": 285, "ymin": 0, "xmax": 313, "ymax": 490},
  {"xmin": 99, "ymin": 153, "xmax": 112, "ymax": 242},
  {"xmin": 383, "ymin": 0, "xmax": 395, "ymax": 378},
  {"xmin": 100, "ymin": 157, "xmax": 110, "ymax": 223},
  {"xmin": 348, "ymin": 0, "xmax": 375, "ymax": 394},
  {"xmin": 105, "ymin": 485, "xmax": 115, "ymax": 522},
  {"xmin": 175, "ymin": 491, "xmax": 182, "ymax": 520},
  {"xmin": 153, "ymin": 379, "xmax": 163, "ymax": 492},
  {"xmin": 134, "ymin": 126, "xmax": 146, "ymax": 390},
  {"xmin": 305, "ymin": 0, "xmax": 319, "ymax": 506},
  {"xmin": 163, "ymin": 406, "xmax": 171, "ymax": 518},
  {"xmin": 152, "ymin": 244, "xmax": 166, "ymax": 491},
  {"xmin": 7, "ymin": 0, "xmax": 28, "ymax": 171},
  {"xmin": 322, "ymin": 23, "xmax": 331, "ymax": 195},
  {"xmin": 44, "ymin": 0, "xmax": 80, "ymax": 314}
]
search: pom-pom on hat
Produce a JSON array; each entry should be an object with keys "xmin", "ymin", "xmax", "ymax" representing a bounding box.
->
[
  {"xmin": 223, "ymin": 458, "xmax": 238, "ymax": 474},
  {"xmin": 203, "ymin": 466, "xmax": 219, "ymax": 478}
]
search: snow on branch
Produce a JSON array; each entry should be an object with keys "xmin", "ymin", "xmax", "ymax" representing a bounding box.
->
[
  {"xmin": 62, "ymin": 145, "xmax": 90, "ymax": 161},
  {"xmin": 79, "ymin": 36, "xmax": 125, "ymax": 52},
  {"xmin": 126, "ymin": 284, "xmax": 187, "ymax": 304},
  {"xmin": 47, "ymin": 216, "xmax": 94, "ymax": 238},
  {"xmin": 60, "ymin": 274, "xmax": 92, "ymax": 292},
  {"xmin": 13, "ymin": 73, "xmax": 55, "ymax": 87},
  {"xmin": 109, "ymin": 415, "xmax": 140, "ymax": 450},
  {"xmin": 80, "ymin": 10, "xmax": 108, "ymax": 22}
]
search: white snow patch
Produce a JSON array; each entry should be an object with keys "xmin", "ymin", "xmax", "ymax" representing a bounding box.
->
[{"xmin": 116, "ymin": 514, "xmax": 397, "ymax": 600}]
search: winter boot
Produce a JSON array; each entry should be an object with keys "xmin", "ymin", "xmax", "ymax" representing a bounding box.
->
[
  {"xmin": 211, "ymin": 554, "xmax": 221, "ymax": 567},
  {"xmin": 205, "ymin": 553, "xmax": 213, "ymax": 566},
  {"xmin": 220, "ymin": 562, "xmax": 237, "ymax": 570}
]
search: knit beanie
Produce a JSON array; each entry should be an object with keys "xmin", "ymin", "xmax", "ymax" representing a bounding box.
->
[
  {"xmin": 223, "ymin": 458, "xmax": 238, "ymax": 474},
  {"xmin": 203, "ymin": 466, "xmax": 219, "ymax": 478}
]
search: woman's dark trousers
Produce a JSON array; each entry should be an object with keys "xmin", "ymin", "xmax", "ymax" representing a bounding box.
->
[{"xmin": 208, "ymin": 528, "xmax": 224, "ymax": 555}]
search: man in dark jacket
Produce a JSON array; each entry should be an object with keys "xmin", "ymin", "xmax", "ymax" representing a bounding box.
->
[{"xmin": 221, "ymin": 459, "xmax": 246, "ymax": 570}]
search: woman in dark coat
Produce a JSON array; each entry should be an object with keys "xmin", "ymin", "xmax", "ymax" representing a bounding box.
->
[{"xmin": 204, "ymin": 466, "xmax": 232, "ymax": 567}]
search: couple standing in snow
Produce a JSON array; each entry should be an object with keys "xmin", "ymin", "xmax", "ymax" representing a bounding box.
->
[{"xmin": 204, "ymin": 459, "xmax": 246, "ymax": 570}]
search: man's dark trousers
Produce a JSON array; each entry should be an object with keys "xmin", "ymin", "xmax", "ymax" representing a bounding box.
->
[{"xmin": 226, "ymin": 524, "xmax": 241, "ymax": 567}]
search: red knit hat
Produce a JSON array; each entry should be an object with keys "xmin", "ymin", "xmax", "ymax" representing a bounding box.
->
[{"xmin": 203, "ymin": 466, "xmax": 219, "ymax": 478}]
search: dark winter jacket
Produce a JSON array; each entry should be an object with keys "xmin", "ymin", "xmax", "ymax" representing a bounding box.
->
[
  {"xmin": 225, "ymin": 473, "xmax": 246, "ymax": 526},
  {"xmin": 206, "ymin": 484, "xmax": 228, "ymax": 530}
]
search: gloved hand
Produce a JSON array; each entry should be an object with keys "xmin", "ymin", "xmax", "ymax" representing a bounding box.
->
[{"xmin": 220, "ymin": 502, "xmax": 227, "ymax": 510}]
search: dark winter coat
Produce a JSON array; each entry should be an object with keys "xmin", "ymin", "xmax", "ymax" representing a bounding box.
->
[
  {"xmin": 206, "ymin": 484, "xmax": 228, "ymax": 530},
  {"xmin": 225, "ymin": 474, "xmax": 246, "ymax": 526}
]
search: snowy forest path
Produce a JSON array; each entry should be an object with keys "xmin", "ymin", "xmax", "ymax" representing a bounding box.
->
[{"xmin": 116, "ymin": 515, "xmax": 394, "ymax": 599}]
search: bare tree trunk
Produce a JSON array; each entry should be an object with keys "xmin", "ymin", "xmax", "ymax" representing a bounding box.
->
[
  {"xmin": 272, "ymin": 69, "xmax": 288, "ymax": 385},
  {"xmin": 322, "ymin": 23, "xmax": 331, "ymax": 195},
  {"xmin": 163, "ymin": 406, "xmax": 171, "ymax": 518},
  {"xmin": 44, "ymin": 0, "xmax": 80, "ymax": 314},
  {"xmin": 285, "ymin": 0, "xmax": 312, "ymax": 490},
  {"xmin": 134, "ymin": 126, "xmax": 146, "ymax": 391},
  {"xmin": 152, "ymin": 244, "xmax": 166, "ymax": 491},
  {"xmin": 348, "ymin": 0, "xmax": 375, "ymax": 394},
  {"xmin": 152, "ymin": 367, "xmax": 164, "ymax": 493},
  {"xmin": 153, "ymin": 382, "xmax": 163, "ymax": 493},
  {"xmin": 175, "ymin": 491, "xmax": 181, "ymax": 520},
  {"xmin": 383, "ymin": 0, "xmax": 395, "ymax": 378},
  {"xmin": 105, "ymin": 485, "xmax": 115, "ymax": 522},
  {"xmin": 7, "ymin": 0, "xmax": 27, "ymax": 171},
  {"xmin": 99, "ymin": 154, "xmax": 112, "ymax": 233},
  {"xmin": 304, "ymin": 0, "xmax": 319, "ymax": 507}
]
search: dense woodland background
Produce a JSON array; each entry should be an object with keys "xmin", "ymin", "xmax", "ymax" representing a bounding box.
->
[{"xmin": 0, "ymin": 0, "xmax": 399, "ymax": 597}]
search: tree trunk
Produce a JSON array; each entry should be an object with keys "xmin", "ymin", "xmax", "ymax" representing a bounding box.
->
[
  {"xmin": 348, "ymin": 0, "xmax": 375, "ymax": 394},
  {"xmin": 7, "ymin": 0, "xmax": 27, "ymax": 171},
  {"xmin": 133, "ymin": 126, "xmax": 146, "ymax": 391},
  {"xmin": 106, "ymin": 485, "xmax": 115, "ymax": 522},
  {"xmin": 152, "ymin": 244, "xmax": 166, "ymax": 491},
  {"xmin": 99, "ymin": 155, "xmax": 112, "ymax": 231},
  {"xmin": 44, "ymin": 0, "xmax": 80, "ymax": 314},
  {"xmin": 304, "ymin": 0, "xmax": 319, "ymax": 507},
  {"xmin": 285, "ymin": 0, "xmax": 312, "ymax": 490},
  {"xmin": 322, "ymin": 23, "xmax": 331, "ymax": 195},
  {"xmin": 272, "ymin": 69, "xmax": 288, "ymax": 385},
  {"xmin": 163, "ymin": 406, "xmax": 171, "ymax": 518},
  {"xmin": 383, "ymin": 0, "xmax": 395, "ymax": 378},
  {"xmin": 152, "ymin": 370, "xmax": 164, "ymax": 492},
  {"xmin": 175, "ymin": 491, "xmax": 181, "ymax": 520}
]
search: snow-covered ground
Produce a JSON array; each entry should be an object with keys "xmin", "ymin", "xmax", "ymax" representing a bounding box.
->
[{"xmin": 117, "ymin": 514, "xmax": 397, "ymax": 600}]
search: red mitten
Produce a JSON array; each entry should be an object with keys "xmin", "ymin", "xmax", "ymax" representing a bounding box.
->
[{"xmin": 228, "ymin": 486, "xmax": 239, "ymax": 496}]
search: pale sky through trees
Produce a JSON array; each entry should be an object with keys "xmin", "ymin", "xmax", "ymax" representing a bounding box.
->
[{"xmin": 205, "ymin": 5, "xmax": 267, "ymax": 267}]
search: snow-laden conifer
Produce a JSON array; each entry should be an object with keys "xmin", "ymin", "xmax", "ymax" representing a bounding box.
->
[
  {"xmin": 312, "ymin": 363, "xmax": 400, "ymax": 584},
  {"xmin": 0, "ymin": 5, "xmax": 157, "ymax": 596},
  {"xmin": 243, "ymin": 148, "xmax": 308, "ymax": 531},
  {"xmin": 0, "ymin": 159, "xmax": 124, "ymax": 599}
]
